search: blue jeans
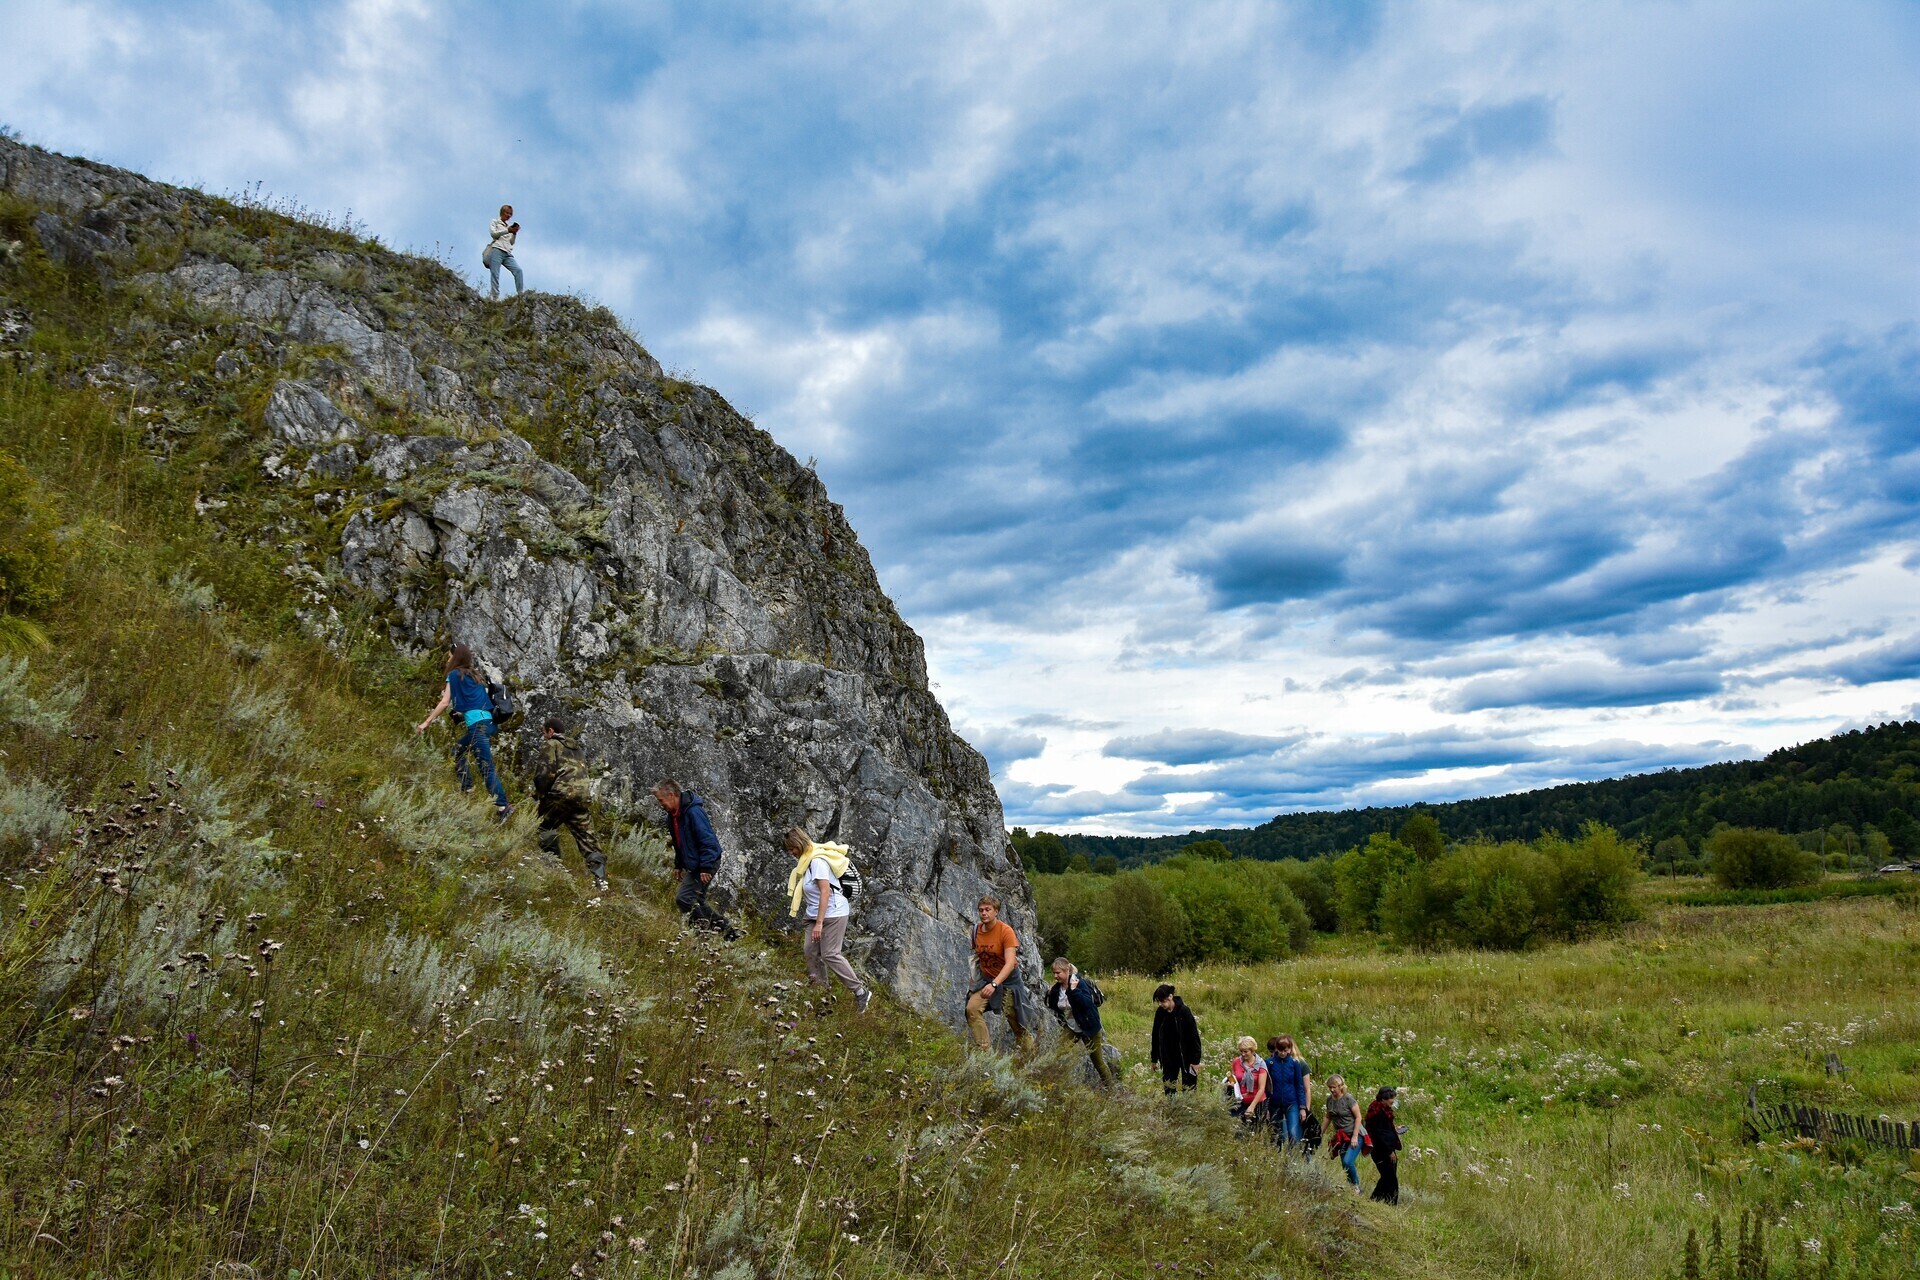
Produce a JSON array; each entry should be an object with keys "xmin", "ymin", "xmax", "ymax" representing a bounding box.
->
[
  {"xmin": 453, "ymin": 720, "xmax": 509, "ymax": 808},
  {"xmin": 1340, "ymin": 1137, "xmax": 1362, "ymax": 1185},
  {"xmin": 1274, "ymin": 1103, "xmax": 1303, "ymax": 1148},
  {"xmin": 484, "ymin": 247, "xmax": 523, "ymax": 297}
]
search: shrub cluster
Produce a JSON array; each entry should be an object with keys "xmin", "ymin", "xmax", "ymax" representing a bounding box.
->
[
  {"xmin": 1033, "ymin": 854, "xmax": 1313, "ymax": 976},
  {"xmin": 1033, "ymin": 820, "xmax": 1648, "ymax": 971},
  {"xmin": 1706, "ymin": 825, "xmax": 1822, "ymax": 889}
]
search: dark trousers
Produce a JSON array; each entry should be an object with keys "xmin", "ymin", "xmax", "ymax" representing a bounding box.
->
[
  {"xmin": 1160, "ymin": 1067, "xmax": 1197, "ymax": 1095},
  {"xmin": 537, "ymin": 797, "xmax": 604, "ymax": 878},
  {"xmin": 1370, "ymin": 1153, "xmax": 1399, "ymax": 1204},
  {"xmin": 676, "ymin": 873, "xmax": 733, "ymax": 934},
  {"xmin": 452, "ymin": 721, "xmax": 509, "ymax": 808}
]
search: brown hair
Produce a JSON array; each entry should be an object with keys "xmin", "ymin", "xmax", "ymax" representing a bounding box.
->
[
  {"xmin": 977, "ymin": 893, "xmax": 1001, "ymax": 910},
  {"xmin": 1266, "ymin": 1035, "xmax": 1286, "ymax": 1056},
  {"xmin": 785, "ymin": 827, "xmax": 811, "ymax": 856},
  {"xmin": 445, "ymin": 644, "xmax": 478, "ymax": 677}
]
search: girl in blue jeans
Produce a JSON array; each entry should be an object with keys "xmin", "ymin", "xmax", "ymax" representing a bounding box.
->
[
  {"xmin": 415, "ymin": 644, "xmax": 511, "ymax": 819},
  {"xmin": 1325, "ymin": 1075, "xmax": 1362, "ymax": 1189}
]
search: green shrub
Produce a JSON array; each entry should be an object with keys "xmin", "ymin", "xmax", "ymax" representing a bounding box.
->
[
  {"xmin": 1150, "ymin": 857, "xmax": 1293, "ymax": 966},
  {"xmin": 1708, "ymin": 826, "xmax": 1821, "ymax": 889},
  {"xmin": 1031, "ymin": 870, "xmax": 1108, "ymax": 962},
  {"xmin": 1082, "ymin": 871, "xmax": 1186, "ymax": 975},
  {"xmin": 1333, "ymin": 832, "xmax": 1417, "ymax": 931},
  {"xmin": 1547, "ymin": 821, "xmax": 1645, "ymax": 932}
]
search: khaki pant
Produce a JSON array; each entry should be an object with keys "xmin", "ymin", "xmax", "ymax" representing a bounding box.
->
[
  {"xmin": 965, "ymin": 980, "xmax": 1034, "ymax": 1052},
  {"xmin": 1082, "ymin": 1032, "xmax": 1117, "ymax": 1086},
  {"xmin": 802, "ymin": 913, "xmax": 866, "ymax": 997}
]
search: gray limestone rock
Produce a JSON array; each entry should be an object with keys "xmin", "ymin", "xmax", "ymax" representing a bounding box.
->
[
  {"xmin": 264, "ymin": 380, "xmax": 360, "ymax": 447},
  {"xmin": 0, "ymin": 131, "xmax": 1044, "ymax": 1031}
]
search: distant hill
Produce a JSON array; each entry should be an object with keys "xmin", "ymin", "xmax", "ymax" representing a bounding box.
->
[{"xmin": 1050, "ymin": 721, "xmax": 1920, "ymax": 864}]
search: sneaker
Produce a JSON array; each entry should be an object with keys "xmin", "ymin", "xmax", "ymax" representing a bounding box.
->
[
  {"xmin": 495, "ymin": 804, "xmax": 514, "ymax": 824},
  {"xmin": 854, "ymin": 989, "xmax": 872, "ymax": 1014}
]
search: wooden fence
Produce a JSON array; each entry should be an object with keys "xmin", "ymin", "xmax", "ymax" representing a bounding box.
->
[{"xmin": 1745, "ymin": 1087, "xmax": 1919, "ymax": 1150}]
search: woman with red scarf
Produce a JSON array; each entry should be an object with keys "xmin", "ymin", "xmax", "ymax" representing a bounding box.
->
[{"xmin": 1363, "ymin": 1086, "xmax": 1404, "ymax": 1204}]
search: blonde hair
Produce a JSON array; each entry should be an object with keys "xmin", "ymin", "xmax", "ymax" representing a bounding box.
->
[
  {"xmin": 785, "ymin": 826, "xmax": 811, "ymax": 856},
  {"xmin": 1236, "ymin": 1035, "xmax": 1257, "ymax": 1053},
  {"xmin": 1328, "ymin": 1074, "xmax": 1347, "ymax": 1093}
]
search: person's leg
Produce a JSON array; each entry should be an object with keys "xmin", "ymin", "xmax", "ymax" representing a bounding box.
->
[
  {"xmin": 485, "ymin": 248, "xmax": 502, "ymax": 299},
  {"xmin": 503, "ymin": 253, "xmax": 523, "ymax": 294},
  {"xmin": 1161, "ymin": 1067, "xmax": 1180, "ymax": 1097},
  {"xmin": 1086, "ymin": 1033, "xmax": 1117, "ymax": 1086},
  {"xmin": 675, "ymin": 875, "xmax": 733, "ymax": 933},
  {"xmin": 964, "ymin": 987, "xmax": 993, "ymax": 1050},
  {"xmin": 536, "ymin": 805, "xmax": 564, "ymax": 860},
  {"xmin": 452, "ymin": 726, "xmax": 477, "ymax": 792},
  {"xmin": 1281, "ymin": 1106, "xmax": 1303, "ymax": 1149},
  {"xmin": 675, "ymin": 875, "xmax": 701, "ymax": 917},
  {"xmin": 1180, "ymin": 1068, "xmax": 1197, "ymax": 1092},
  {"xmin": 1005, "ymin": 986, "xmax": 1035, "ymax": 1053},
  {"xmin": 1342, "ymin": 1141, "xmax": 1361, "ymax": 1188},
  {"xmin": 567, "ymin": 806, "xmax": 605, "ymax": 881},
  {"xmin": 469, "ymin": 724, "xmax": 509, "ymax": 809},
  {"xmin": 816, "ymin": 914, "xmax": 865, "ymax": 996},
  {"xmin": 801, "ymin": 921, "xmax": 829, "ymax": 986}
]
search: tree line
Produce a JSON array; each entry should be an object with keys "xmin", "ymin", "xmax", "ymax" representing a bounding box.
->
[{"xmin": 1023, "ymin": 720, "xmax": 1920, "ymax": 869}]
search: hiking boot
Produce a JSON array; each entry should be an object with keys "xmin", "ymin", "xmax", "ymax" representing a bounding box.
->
[{"xmin": 854, "ymin": 989, "xmax": 872, "ymax": 1014}]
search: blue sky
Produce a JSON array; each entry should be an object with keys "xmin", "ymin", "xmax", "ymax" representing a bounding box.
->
[{"xmin": 9, "ymin": 0, "xmax": 1918, "ymax": 833}]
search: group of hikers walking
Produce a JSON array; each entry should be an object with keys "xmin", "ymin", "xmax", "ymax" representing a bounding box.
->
[{"xmin": 420, "ymin": 644, "xmax": 1407, "ymax": 1200}]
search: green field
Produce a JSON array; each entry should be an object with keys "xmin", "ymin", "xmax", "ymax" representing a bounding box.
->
[{"xmin": 1093, "ymin": 884, "xmax": 1920, "ymax": 1277}]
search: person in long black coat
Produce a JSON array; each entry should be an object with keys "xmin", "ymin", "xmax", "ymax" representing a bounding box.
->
[
  {"xmin": 1364, "ymin": 1086, "xmax": 1403, "ymax": 1204},
  {"xmin": 1149, "ymin": 983, "xmax": 1202, "ymax": 1094}
]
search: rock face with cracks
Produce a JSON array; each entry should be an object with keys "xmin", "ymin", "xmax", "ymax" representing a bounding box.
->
[{"xmin": 1, "ymin": 135, "xmax": 1043, "ymax": 1030}]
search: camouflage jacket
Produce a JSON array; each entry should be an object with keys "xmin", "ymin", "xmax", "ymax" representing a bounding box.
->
[{"xmin": 533, "ymin": 734, "xmax": 591, "ymax": 804}]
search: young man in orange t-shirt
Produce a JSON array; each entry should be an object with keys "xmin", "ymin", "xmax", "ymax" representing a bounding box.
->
[{"xmin": 964, "ymin": 894, "xmax": 1034, "ymax": 1052}]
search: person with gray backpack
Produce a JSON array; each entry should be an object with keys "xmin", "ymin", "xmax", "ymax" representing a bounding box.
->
[
  {"xmin": 784, "ymin": 827, "xmax": 870, "ymax": 1012},
  {"xmin": 1046, "ymin": 957, "xmax": 1117, "ymax": 1086}
]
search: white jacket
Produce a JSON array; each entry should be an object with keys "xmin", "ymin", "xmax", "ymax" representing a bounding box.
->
[{"xmin": 487, "ymin": 219, "xmax": 516, "ymax": 255}]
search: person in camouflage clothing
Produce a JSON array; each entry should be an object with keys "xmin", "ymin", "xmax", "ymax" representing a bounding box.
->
[{"xmin": 533, "ymin": 715, "xmax": 607, "ymax": 893}]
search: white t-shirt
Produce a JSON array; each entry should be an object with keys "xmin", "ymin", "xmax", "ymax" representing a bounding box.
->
[
  {"xmin": 1052, "ymin": 985, "xmax": 1083, "ymax": 1035},
  {"xmin": 801, "ymin": 856, "xmax": 848, "ymax": 920}
]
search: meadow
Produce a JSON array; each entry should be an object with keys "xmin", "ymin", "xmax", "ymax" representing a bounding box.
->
[{"xmin": 1093, "ymin": 884, "xmax": 1920, "ymax": 1278}]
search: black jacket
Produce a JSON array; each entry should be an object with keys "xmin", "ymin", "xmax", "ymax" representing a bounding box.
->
[
  {"xmin": 1150, "ymin": 997, "xmax": 1201, "ymax": 1072},
  {"xmin": 1044, "ymin": 970, "xmax": 1102, "ymax": 1040},
  {"xmin": 1364, "ymin": 1102, "xmax": 1402, "ymax": 1159}
]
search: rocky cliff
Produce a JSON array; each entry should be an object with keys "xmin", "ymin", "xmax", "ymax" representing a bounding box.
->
[{"xmin": 0, "ymin": 136, "xmax": 1041, "ymax": 1024}]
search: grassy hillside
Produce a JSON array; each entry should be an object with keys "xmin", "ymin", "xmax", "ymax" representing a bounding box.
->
[
  {"xmin": 1096, "ymin": 886, "xmax": 1920, "ymax": 1278},
  {"xmin": 1047, "ymin": 721, "xmax": 1920, "ymax": 866},
  {"xmin": 0, "ymin": 172, "xmax": 1393, "ymax": 1278}
]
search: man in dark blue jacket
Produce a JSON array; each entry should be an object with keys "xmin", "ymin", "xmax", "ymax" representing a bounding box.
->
[
  {"xmin": 654, "ymin": 780, "xmax": 737, "ymax": 938},
  {"xmin": 1046, "ymin": 958, "xmax": 1117, "ymax": 1087}
]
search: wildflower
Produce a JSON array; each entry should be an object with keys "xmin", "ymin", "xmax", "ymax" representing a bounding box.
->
[{"xmin": 357, "ymin": 1139, "xmax": 370, "ymax": 1149}]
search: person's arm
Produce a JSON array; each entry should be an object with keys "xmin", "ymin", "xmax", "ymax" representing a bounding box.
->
[
  {"xmin": 811, "ymin": 871, "xmax": 832, "ymax": 937},
  {"xmin": 1301, "ymin": 1069, "xmax": 1312, "ymax": 1118},
  {"xmin": 991, "ymin": 944, "xmax": 1017, "ymax": 988},
  {"xmin": 688, "ymin": 807, "xmax": 722, "ymax": 878},
  {"xmin": 1249, "ymin": 1067, "xmax": 1267, "ymax": 1106},
  {"xmin": 416, "ymin": 683, "xmax": 451, "ymax": 733}
]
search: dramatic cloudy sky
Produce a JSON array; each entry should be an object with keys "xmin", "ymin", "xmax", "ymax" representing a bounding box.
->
[{"xmin": 9, "ymin": 1, "xmax": 1917, "ymax": 832}]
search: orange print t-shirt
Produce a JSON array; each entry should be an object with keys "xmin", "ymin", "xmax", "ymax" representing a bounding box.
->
[{"xmin": 972, "ymin": 920, "xmax": 1019, "ymax": 981}]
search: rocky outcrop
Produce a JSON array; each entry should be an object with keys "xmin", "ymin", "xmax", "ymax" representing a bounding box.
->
[{"xmin": 0, "ymin": 136, "xmax": 1042, "ymax": 1029}]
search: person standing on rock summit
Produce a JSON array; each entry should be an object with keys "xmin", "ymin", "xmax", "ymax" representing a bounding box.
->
[
  {"xmin": 655, "ymin": 780, "xmax": 737, "ymax": 938},
  {"xmin": 964, "ymin": 895, "xmax": 1034, "ymax": 1053},
  {"xmin": 484, "ymin": 204, "xmax": 523, "ymax": 299}
]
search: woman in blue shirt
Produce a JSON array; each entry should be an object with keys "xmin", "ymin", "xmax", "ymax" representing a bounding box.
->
[{"xmin": 415, "ymin": 644, "xmax": 511, "ymax": 819}]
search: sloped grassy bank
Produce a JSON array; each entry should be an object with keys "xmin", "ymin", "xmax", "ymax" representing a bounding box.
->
[{"xmin": 0, "ymin": 198, "xmax": 1385, "ymax": 1278}]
